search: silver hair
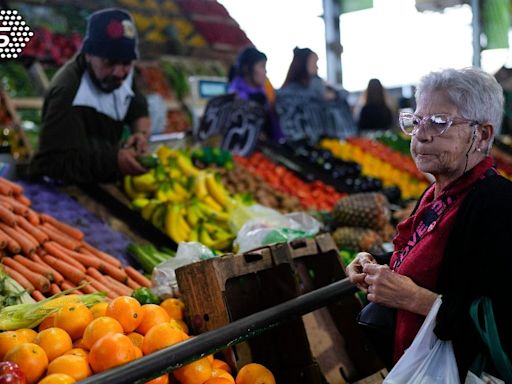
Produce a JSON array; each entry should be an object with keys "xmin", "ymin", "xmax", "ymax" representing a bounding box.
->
[{"xmin": 415, "ymin": 67, "xmax": 504, "ymax": 147}]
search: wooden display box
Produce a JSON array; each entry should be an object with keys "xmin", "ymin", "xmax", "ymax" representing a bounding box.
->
[{"xmin": 175, "ymin": 244, "xmax": 323, "ymax": 384}]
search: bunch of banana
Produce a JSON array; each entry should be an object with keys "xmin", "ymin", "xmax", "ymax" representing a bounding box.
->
[{"xmin": 122, "ymin": 146, "xmax": 237, "ymax": 251}]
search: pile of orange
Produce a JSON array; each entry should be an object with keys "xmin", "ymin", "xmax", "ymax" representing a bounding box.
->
[{"xmin": 0, "ymin": 295, "xmax": 275, "ymax": 384}]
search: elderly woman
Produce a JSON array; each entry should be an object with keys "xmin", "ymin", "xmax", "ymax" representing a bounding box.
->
[{"xmin": 346, "ymin": 67, "xmax": 512, "ymax": 380}]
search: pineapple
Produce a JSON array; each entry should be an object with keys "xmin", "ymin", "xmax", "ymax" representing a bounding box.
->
[
  {"xmin": 332, "ymin": 226, "xmax": 385, "ymax": 254},
  {"xmin": 332, "ymin": 192, "xmax": 391, "ymax": 232}
]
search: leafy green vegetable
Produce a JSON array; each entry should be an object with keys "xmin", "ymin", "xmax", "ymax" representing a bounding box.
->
[{"xmin": 132, "ymin": 287, "xmax": 160, "ymax": 305}]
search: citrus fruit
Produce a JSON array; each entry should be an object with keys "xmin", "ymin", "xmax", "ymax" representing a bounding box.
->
[
  {"xmin": 38, "ymin": 315, "xmax": 55, "ymax": 331},
  {"xmin": 145, "ymin": 373, "xmax": 169, "ymax": 384},
  {"xmin": 133, "ymin": 346, "xmax": 143, "ymax": 359},
  {"xmin": 90, "ymin": 302, "xmax": 109, "ymax": 318},
  {"xmin": 0, "ymin": 331, "xmax": 27, "ymax": 360},
  {"xmin": 142, "ymin": 322, "xmax": 187, "ymax": 355},
  {"xmin": 127, "ymin": 332, "xmax": 145, "ymax": 349},
  {"xmin": 173, "ymin": 357, "xmax": 212, "ymax": 384},
  {"xmin": 47, "ymin": 354, "xmax": 92, "ymax": 381},
  {"xmin": 211, "ymin": 368, "xmax": 235, "ymax": 383},
  {"xmin": 63, "ymin": 348, "xmax": 88, "ymax": 359},
  {"xmin": 37, "ymin": 373, "xmax": 76, "ymax": 384},
  {"xmin": 16, "ymin": 328, "xmax": 38, "ymax": 343},
  {"xmin": 169, "ymin": 319, "xmax": 189, "ymax": 335},
  {"xmin": 34, "ymin": 327, "xmax": 73, "ymax": 361},
  {"xmin": 212, "ymin": 359, "xmax": 232, "ymax": 374},
  {"xmin": 106, "ymin": 296, "xmax": 143, "ymax": 333},
  {"xmin": 160, "ymin": 298, "xmax": 185, "ymax": 320},
  {"xmin": 204, "ymin": 379, "xmax": 235, "ymax": 384},
  {"xmin": 88, "ymin": 333, "xmax": 136, "ymax": 373},
  {"xmin": 136, "ymin": 304, "xmax": 170, "ymax": 335},
  {"xmin": 235, "ymin": 363, "xmax": 275, "ymax": 384},
  {"xmin": 4, "ymin": 342, "xmax": 48, "ymax": 384},
  {"xmin": 54, "ymin": 303, "xmax": 94, "ymax": 340},
  {"xmin": 82, "ymin": 316, "xmax": 124, "ymax": 349}
]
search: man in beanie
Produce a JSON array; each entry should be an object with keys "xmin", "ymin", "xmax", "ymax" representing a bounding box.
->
[{"xmin": 30, "ymin": 8, "xmax": 151, "ymax": 183}]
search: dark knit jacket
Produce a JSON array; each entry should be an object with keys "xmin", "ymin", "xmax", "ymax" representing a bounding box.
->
[
  {"xmin": 378, "ymin": 172, "xmax": 512, "ymax": 379},
  {"xmin": 30, "ymin": 54, "xmax": 148, "ymax": 184}
]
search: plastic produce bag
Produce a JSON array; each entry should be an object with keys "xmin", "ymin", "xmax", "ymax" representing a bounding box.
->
[
  {"xmin": 151, "ymin": 242, "xmax": 215, "ymax": 298},
  {"xmin": 233, "ymin": 207, "xmax": 321, "ymax": 253},
  {"xmin": 384, "ymin": 296, "xmax": 460, "ymax": 384}
]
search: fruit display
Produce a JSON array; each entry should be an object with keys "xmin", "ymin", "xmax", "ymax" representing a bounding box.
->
[
  {"xmin": 321, "ymin": 138, "xmax": 429, "ymax": 200},
  {"xmin": 0, "ymin": 177, "xmax": 149, "ymax": 301},
  {"xmin": 332, "ymin": 226, "xmax": 385, "ymax": 255},
  {"xmin": 373, "ymin": 131, "xmax": 412, "ymax": 155},
  {"xmin": 124, "ymin": 147, "xmax": 236, "ymax": 251},
  {"xmin": 234, "ymin": 152, "xmax": 346, "ymax": 211},
  {"xmin": 218, "ymin": 165, "xmax": 302, "ymax": 213}
]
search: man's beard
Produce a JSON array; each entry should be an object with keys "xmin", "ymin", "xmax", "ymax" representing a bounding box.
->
[{"xmin": 87, "ymin": 63, "xmax": 127, "ymax": 93}]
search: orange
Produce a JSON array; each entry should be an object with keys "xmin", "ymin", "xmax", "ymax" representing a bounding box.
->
[
  {"xmin": 145, "ymin": 373, "xmax": 169, "ymax": 384},
  {"xmin": 212, "ymin": 359, "xmax": 232, "ymax": 374},
  {"xmin": 204, "ymin": 379, "xmax": 234, "ymax": 384},
  {"xmin": 142, "ymin": 322, "xmax": 187, "ymax": 355},
  {"xmin": 39, "ymin": 315, "xmax": 56, "ymax": 331},
  {"xmin": 127, "ymin": 332, "xmax": 145, "ymax": 349},
  {"xmin": 47, "ymin": 354, "xmax": 92, "ymax": 381},
  {"xmin": 34, "ymin": 327, "xmax": 73, "ymax": 361},
  {"xmin": 235, "ymin": 363, "xmax": 275, "ymax": 384},
  {"xmin": 64, "ymin": 348, "xmax": 88, "ymax": 359},
  {"xmin": 106, "ymin": 296, "xmax": 143, "ymax": 333},
  {"xmin": 90, "ymin": 302, "xmax": 109, "ymax": 318},
  {"xmin": 136, "ymin": 304, "xmax": 170, "ymax": 335},
  {"xmin": 169, "ymin": 319, "xmax": 189, "ymax": 335},
  {"xmin": 16, "ymin": 328, "xmax": 38, "ymax": 343},
  {"xmin": 54, "ymin": 303, "xmax": 94, "ymax": 340},
  {"xmin": 0, "ymin": 331, "xmax": 28, "ymax": 360},
  {"xmin": 173, "ymin": 357, "xmax": 212, "ymax": 384},
  {"xmin": 211, "ymin": 368, "xmax": 235, "ymax": 383},
  {"xmin": 133, "ymin": 346, "xmax": 143, "ymax": 359},
  {"xmin": 160, "ymin": 298, "xmax": 185, "ymax": 320},
  {"xmin": 72, "ymin": 338, "xmax": 87, "ymax": 350},
  {"xmin": 4, "ymin": 342, "xmax": 48, "ymax": 384},
  {"xmin": 37, "ymin": 373, "xmax": 76, "ymax": 384},
  {"xmin": 82, "ymin": 316, "xmax": 124, "ymax": 350},
  {"xmin": 88, "ymin": 333, "xmax": 136, "ymax": 373}
]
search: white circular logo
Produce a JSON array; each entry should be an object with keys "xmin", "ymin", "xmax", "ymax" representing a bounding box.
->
[{"xmin": 0, "ymin": 9, "xmax": 33, "ymax": 59}]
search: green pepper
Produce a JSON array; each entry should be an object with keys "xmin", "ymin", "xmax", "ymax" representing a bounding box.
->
[
  {"xmin": 137, "ymin": 155, "xmax": 159, "ymax": 168},
  {"xmin": 132, "ymin": 287, "xmax": 161, "ymax": 305}
]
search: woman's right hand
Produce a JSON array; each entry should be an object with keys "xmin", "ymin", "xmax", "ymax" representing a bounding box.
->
[{"xmin": 345, "ymin": 252, "xmax": 377, "ymax": 292}]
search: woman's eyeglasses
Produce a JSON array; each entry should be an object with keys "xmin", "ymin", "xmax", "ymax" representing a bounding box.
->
[{"xmin": 399, "ymin": 113, "xmax": 480, "ymax": 137}]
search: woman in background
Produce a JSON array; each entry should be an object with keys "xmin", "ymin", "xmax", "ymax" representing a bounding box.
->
[{"xmin": 357, "ymin": 78, "xmax": 394, "ymax": 131}]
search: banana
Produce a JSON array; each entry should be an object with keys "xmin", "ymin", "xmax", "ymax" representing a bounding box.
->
[
  {"xmin": 172, "ymin": 180, "xmax": 190, "ymax": 200},
  {"xmin": 189, "ymin": 225, "xmax": 199, "ymax": 242},
  {"xmin": 176, "ymin": 153, "xmax": 200, "ymax": 177},
  {"xmin": 198, "ymin": 224, "xmax": 216, "ymax": 248},
  {"xmin": 151, "ymin": 204, "xmax": 167, "ymax": 231},
  {"xmin": 123, "ymin": 176, "xmax": 147, "ymax": 200},
  {"xmin": 177, "ymin": 206, "xmax": 191, "ymax": 240},
  {"xmin": 141, "ymin": 200, "xmax": 160, "ymax": 220},
  {"xmin": 165, "ymin": 204, "xmax": 187, "ymax": 243},
  {"xmin": 131, "ymin": 197, "xmax": 150, "ymax": 210},
  {"xmin": 197, "ymin": 201, "xmax": 229, "ymax": 222},
  {"xmin": 203, "ymin": 195, "xmax": 223, "ymax": 212},
  {"xmin": 185, "ymin": 203, "xmax": 200, "ymax": 226},
  {"xmin": 193, "ymin": 172, "xmax": 208, "ymax": 199},
  {"xmin": 204, "ymin": 172, "xmax": 229, "ymax": 207},
  {"xmin": 131, "ymin": 171, "xmax": 158, "ymax": 192}
]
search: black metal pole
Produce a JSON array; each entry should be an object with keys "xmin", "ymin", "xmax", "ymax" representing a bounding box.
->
[{"xmin": 78, "ymin": 278, "xmax": 357, "ymax": 384}]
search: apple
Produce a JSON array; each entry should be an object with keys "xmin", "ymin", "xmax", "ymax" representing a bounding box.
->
[{"xmin": 0, "ymin": 362, "xmax": 26, "ymax": 384}]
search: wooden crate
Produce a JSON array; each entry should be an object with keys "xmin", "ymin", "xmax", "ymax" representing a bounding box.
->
[
  {"xmin": 175, "ymin": 245, "xmax": 323, "ymax": 384},
  {"xmin": 285, "ymin": 234, "xmax": 385, "ymax": 382}
]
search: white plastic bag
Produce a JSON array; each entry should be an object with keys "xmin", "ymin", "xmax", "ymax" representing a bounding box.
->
[
  {"xmin": 384, "ymin": 296, "xmax": 460, "ymax": 384},
  {"xmin": 151, "ymin": 242, "xmax": 215, "ymax": 298}
]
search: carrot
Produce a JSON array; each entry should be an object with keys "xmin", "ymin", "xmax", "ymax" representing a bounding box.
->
[
  {"xmin": 3, "ymin": 265, "xmax": 35, "ymax": 292},
  {"xmin": 43, "ymin": 242, "xmax": 86, "ymax": 273},
  {"xmin": 31, "ymin": 290, "xmax": 46, "ymax": 301},
  {"xmin": 103, "ymin": 275, "xmax": 132, "ymax": 296},
  {"xmin": 0, "ymin": 195, "xmax": 29, "ymax": 216},
  {"xmin": 125, "ymin": 266, "xmax": 151, "ymax": 288},
  {"xmin": 14, "ymin": 224, "xmax": 40, "ymax": 249},
  {"xmin": 0, "ymin": 179, "xmax": 13, "ymax": 196},
  {"xmin": 0, "ymin": 178, "xmax": 23, "ymax": 195},
  {"xmin": 80, "ymin": 282, "xmax": 97, "ymax": 294},
  {"xmin": 0, "ymin": 227, "xmax": 8, "ymax": 249},
  {"xmin": 0, "ymin": 200, "xmax": 13, "ymax": 211},
  {"xmin": 0, "ymin": 228, "xmax": 21, "ymax": 254},
  {"xmin": 81, "ymin": 242, "xmax": 121, "ymax": 268},
  {"xmin": 40, "ymin": 224, "xmax": 80, "ymax": 250},
  {"xmin": 86, "ymin": 267, "xmax": 108, "ymax": 282},
  {"xmin": 35, "ymin": 247, "xmax": 47, "ymax": 257},
  {"xmin": 0, "ymin": 205, "xmax": 18, "ymax": 226},
  {"xmin": 43, "ymin": 255, "xmax": 85, "ymax": 285},
  {"xmin": 13, "ymin": 255, "xmax": 55, "ymax": 283},
  {"xmin": 98, "ymin": 262, "xmax": 127, "ymax": 283},
  {"xmin": 26, "ymin": 208, "xmax": 39, "ymax": 225},
  {"xmin": 50, "ymin": 283, "xmax": 61, "ymax": 295},
  {"xmin": 69, "ymin": 250, "xmax": 102, "ymax": 269},
  {"xmin": 40, "ymin": 214, "xmax": 84, "ymax": 241},
  {"xmin": 2, "ymin": 257, "xmax": 51, "ymax": 292},
  {"xmin": 0, "ymin": 223, "xmax": 37, "ymax": 256},
  {"xmin": 30, "ymin": 254, "xmax": 64, "ymax": 284},
  {"xmin": 60, "ymin": 280, "xmax": 83, "ymax": 295},
  {"xmin": 17, "ymin": 216, "xmax": 49, "ymax": 244},
  {"xmin": 126, "ymin": 277, "xmax": 141, "ymax": 290},
  {"xmin": 84, "ymin": 275, "xmax": 115, "ymax": 298},
  {"xmin": 14, "ymin": 194, "xmax": 31, "ymax": 207}
]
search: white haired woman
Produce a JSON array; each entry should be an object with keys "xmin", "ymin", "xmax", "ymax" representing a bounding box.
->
[{"xmin": 346, "ymin": 67, "xmax": 512, "ymax": 380}]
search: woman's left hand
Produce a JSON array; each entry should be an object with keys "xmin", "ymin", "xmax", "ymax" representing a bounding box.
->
[{"xmin": 363, "ymin": 263, "xmax": 438, "ymax": 316}]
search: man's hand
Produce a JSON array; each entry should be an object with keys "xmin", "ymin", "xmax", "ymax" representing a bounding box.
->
[
  {"xmin": 118, "ymin": 147, "xmax": 148, "ymax": 175},
  {"xmin": 346, "ymin": 252, "xmax": 377, "ymax": 292},
  {"xmin": 124, "ymin": 133, "xmax": 149, "ymax": 156}
]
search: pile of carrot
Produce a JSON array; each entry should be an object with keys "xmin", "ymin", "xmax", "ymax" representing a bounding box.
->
[{"xmin": 0, "ymin": 177, "xmax": 152, "ymax": 301}]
